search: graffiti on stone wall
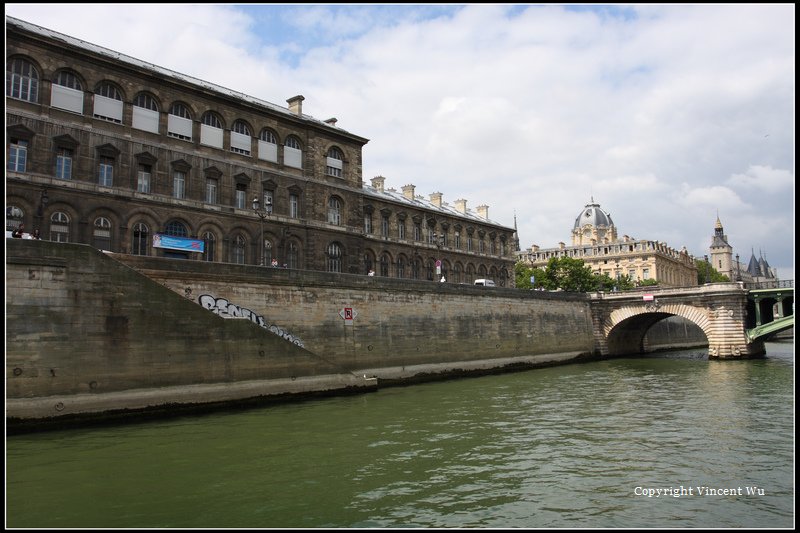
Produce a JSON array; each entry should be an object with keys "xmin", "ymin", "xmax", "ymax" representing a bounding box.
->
[{"xmin": 198, "ymin": 294, "xmax": 305, "ymax": 347}]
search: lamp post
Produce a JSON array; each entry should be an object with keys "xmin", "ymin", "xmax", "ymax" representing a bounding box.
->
[
  {"xmin": 37, "ymin": 188, "xmax": 49, "ymax": 218},
  {"xmin": 704, "ymin": 254, "xmax": 710, "ymax": 284},
  {"xmin": 736, "ymin": 253, "xmax": 741, "ymax": 282},
  {"xmin": 252, "ymin": 195, "xmax": 272, "ymax": 266},
  {"xmin": 433, "ymin": 231, "xmax": 446, "ymax": 280}
]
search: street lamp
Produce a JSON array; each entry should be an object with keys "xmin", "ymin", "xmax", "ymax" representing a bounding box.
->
[
  {"xmin": 37, "ymin": 188, "xmax": 49, "ymax": 217},
  {"xmin": 252, "ymin": 195, "xmax": 272, "ymax": 266},
  {"xmin": 704, "ymin": 254, "xmax": 710, "ymax": 284},
  {"xmin": 433, "ymin": 231, "xmax": 446, "ymax": 281},
  {"xmin": 735, "ymin": 253, "xmax": 741, "ymax": 282}
]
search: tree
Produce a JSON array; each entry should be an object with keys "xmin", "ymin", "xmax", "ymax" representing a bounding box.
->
[
  {"xmin": 514, "ymin": 261, "xmax": 546, "ymax": 289},
  {"xmin": 541, "ymin": 256, "xmax": 597, "ymax": 292},
  {"xmin": 696, "ymin": 259, "xmax": 730, "ymax": 284}
]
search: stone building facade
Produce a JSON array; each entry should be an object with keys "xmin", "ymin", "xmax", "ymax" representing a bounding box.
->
[
  {"xmin": 517, "ymin": 199, "xmax": 698, "ymax": 287},
  {"xmin": 5, "ymin": 16, "xmax": 516, "ymax": 285},
  {"xmin": 709, "ymin": 216, "xmax": 778, "ymax": 285}
]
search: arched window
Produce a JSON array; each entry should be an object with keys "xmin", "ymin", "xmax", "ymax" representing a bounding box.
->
[
  {"xmin": 202, "ymin": 231, "xmax": 216, "ymax": 262},
  {"xmin": 93, "ymin": 82, "xmax": 123, "ymax": 123},
  {"xmin": 93, "ymin": 217, "xmax": 112, "ymax": 251},
  {"xmin": 6, "ymin": 205, "xmax": 24, "ymax": 231},
  {"xmin": 380, "ymin": 253, "xmax": 390, "ymax": 277},
  {"xmin": 327, "ymin": 242, "xmax": 343, "ymax": 273},
  {"xmin": 200, "ymin": 112, "xmax": 224, "ymax": 149},
  {"xmin": 132, "ymin": 222, "xmax": 149, "ymax": 255},
  {"xmin": 328, "ymin": 197, "xmax": 342, "ymax": 225},
  {"xmin": 286, "ymin": 241, "xmax": 299, "ymax": 269},
  {"xmin": 50, "ymin": 212, "xmax": 70, "ymax": 242},
  {"xmin": 284, "ymin": 136, "xmax": 302, "ymax": 168},
  {"xmin": 164, "ymin": 220, "xmax": 188, "ymax": 237},
  {"xmin": 396, "ymin": 256, "xmax": 406, "ymax": 279},
  {"xmin": 326, "ymin": 146, "xmax": 343, "ymax": 177},
  {"xmin": 258, "ymin": 129, "xmax": 278, "ymax": 162},
  {"xmin": 168, "ymin": 103, "xmax": 192, "ymax": 140},
  {"xmin": 7, "ymin": 57, "xmax": 39, "ymax": 102},
  {"xmin": 232, "ymin": 234, "xmax": 246, "ymax": 264},
  {"xmin": 133, "ymin": 93, "xmax": 160, "ymax": 133},
  {"xmin": 231, "ymin": 120, "xmax": 252, "ymax": 155},
  {"xmin": 262, "ymin": 239, "xmax": 273, "ymax": 266},
  {"xmin": 51, "ymin": 71, "xmax": 83, "ymax": 114}
]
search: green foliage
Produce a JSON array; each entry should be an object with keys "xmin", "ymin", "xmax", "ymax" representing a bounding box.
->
[
  {"xmin": 696, "ymin": 259, "xmax": 730, "ymax": 284},
  {"xmin": 637, "ymin": 278, "xmax": 659, "ymax": 287},
  {"xmin": 517, "ymin": 257, "xmax": 643, "ymax": 293}
]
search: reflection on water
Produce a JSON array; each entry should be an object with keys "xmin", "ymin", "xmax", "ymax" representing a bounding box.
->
[{"xmin": 6, "ymin": 342, "xmax": 794, "ymax": 528}]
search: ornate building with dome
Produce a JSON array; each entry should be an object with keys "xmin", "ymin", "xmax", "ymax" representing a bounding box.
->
[{"xmin": 517, "ymin": 199, "xmax": 698, "ymax": 287}]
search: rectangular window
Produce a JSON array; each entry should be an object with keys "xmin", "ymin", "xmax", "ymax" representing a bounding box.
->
[
  {"xmin": 414, "ymin": 223, "xmax": 421, "ymax": 241},
  {"xmin": 364, "ymin": 214, "xmax": 373, "ymax": 234},
  {"xmin": 173, "ymin": 171, "xmax": 186, "ymax": 199},
  {"xmin": 290, "ymin": 194, "xmax": 299, "ymax": 218},
  {"xmin": 98, "ymin": 157, "xmax": 114, "ymax": 187},
  {"xmin": 454, "ymin": 232, "xmax": 461, "ymax": 249},
  {"xmin": 398, "ymin": 221, "xmax": 405, "ymax": 240},
  {"xmin": 235, "ymin": 186, "xmax": 247, "ymax": 209},
  {"xmin": 643, "ymin": 268, "xmax": 650, "ymax": 280},
  {"xmin": 137, "ymin": 164, "xmax": 151, "ymax": 193},
  {"xmin": 381, "ymin": 216, "xmax": 389, "ymax": 237},
  {"xmin": 8, "ymin": 139, "xmax": 27, "ymax": 172},
  {"xmin": 56, "ymin": 148, "xmax": 73, "ymax": 180},
  {"xmin": 230, "ymin": 131, "xmax": 251, "ymax": 155},
  {"xmin": 326, "ymin": 157, "xmax": 343, "ymax": 177},
  {"xmin": 206, "ymin": 179, "xmax": 218, "ymax": 204}
]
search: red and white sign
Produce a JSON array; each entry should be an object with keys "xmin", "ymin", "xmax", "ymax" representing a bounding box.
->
[{"xmin": 642, "ymin": 294, "xmax": 654, "ymax": 301}]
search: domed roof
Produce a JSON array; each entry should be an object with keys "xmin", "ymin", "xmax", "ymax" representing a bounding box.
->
[{"xmin": 573, "ymin": 199, "xmax": 614, "ymax": 230}]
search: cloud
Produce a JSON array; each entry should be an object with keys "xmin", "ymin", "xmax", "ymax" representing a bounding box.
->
[{"xmin": 5, "ymin": 3, "xmax": 794, "ymax": 277}]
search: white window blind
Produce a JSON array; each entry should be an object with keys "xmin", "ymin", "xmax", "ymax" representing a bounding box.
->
[
  {"xmin": 93, "ymin": 94, "xmax": 123, "ymax": 122},
  {"xmin": 168, "ymin": 114, "xmax": 193, "ymax": 139},
  {"xmin": 258, "ymin": 140, "xmax": 278, "ymax": 162},
  {"xmin": 51, "ymin": 84, "xmax": 84, "ymax": 114},
  {"xmin": 284, "ymin": 146, "xmax": 302, "ymax": 168},
  {"xmin": 230, "ymin": 131, "xmax": 251, "ymax": 152},
  {"xmin": 132, "ymin": 106, "xmax": 160, "ymax": 133},
  {"xmin": 200, "ymin": 124, "xmax": 223, "ymax": 148}
]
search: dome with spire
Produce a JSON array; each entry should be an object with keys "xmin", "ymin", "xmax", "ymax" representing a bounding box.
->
[{"xmin": 571, "ymin": 198, "xmax": 617, "ymax": 245}]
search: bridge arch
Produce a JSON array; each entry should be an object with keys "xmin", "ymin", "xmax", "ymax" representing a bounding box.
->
[{"xmin": 603, "ymin": 303, "xmax": 711, "ymax": 356}]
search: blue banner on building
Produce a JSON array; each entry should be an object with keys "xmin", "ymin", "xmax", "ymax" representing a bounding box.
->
[{"xmin": 153, "ymin": 233, "xmax": 205, "ymax": 253}]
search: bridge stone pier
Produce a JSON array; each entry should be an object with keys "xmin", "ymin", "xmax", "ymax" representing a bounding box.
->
[{"xmin": 589, "ymin": 283, "xmax": 765, "ymax": 359}]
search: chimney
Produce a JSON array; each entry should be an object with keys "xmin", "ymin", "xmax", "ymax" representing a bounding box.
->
[
  {"xmin": 429, "ymin": 192, "xmax": 443, "ymax": 208},
  {"xmin": 559, "ymin": 242, "xmax": 566, "ymax": 250},
  {"xmin": 287, "ymin": 95, "xmax": 305, "ymax": 115},
  {"xmin": 476, "ymin": 204, "xmax": 489, "ymax": 220},
  {"xmin": 370, "ymin": 176, "xmax": 386, "ymax": 192},
  {"xmin": 324, "ymin": 117, "xmax": 338, "ymax": 127},
  {"xmin": 454, "ymin": 199, "xmax": 467, "ymax": 214},
  {"xmin": 531, "ymin": 245, "xmax": 540, "ymax": 252},
  {"xmin": 402, "ymin": 184, "xmax": 415, "ymax": 200}
]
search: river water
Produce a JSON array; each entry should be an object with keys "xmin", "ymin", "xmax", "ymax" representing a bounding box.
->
[{"xmin": 5, "ymin": 341, "xmax": 794, "ymax": 529}]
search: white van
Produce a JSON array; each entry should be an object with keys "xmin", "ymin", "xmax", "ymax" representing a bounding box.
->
[{"xmin": 474, "ymin": 279, "xmax": 496, "ymax": 287}]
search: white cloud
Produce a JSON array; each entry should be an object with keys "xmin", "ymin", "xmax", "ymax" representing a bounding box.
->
[{"xmin": 6, "ymin": 3, "xmax": 794, "ymax": 277}]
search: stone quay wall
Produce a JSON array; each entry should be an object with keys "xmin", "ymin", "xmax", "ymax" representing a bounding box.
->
[{"xmin": 6, "ymin": 240, "xmax": 597, "ymax": 428}]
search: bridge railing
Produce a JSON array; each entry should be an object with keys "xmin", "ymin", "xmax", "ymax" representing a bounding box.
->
[{"xmin": 743, "ymin": 280, "xmax": 793, "ymax": 290}]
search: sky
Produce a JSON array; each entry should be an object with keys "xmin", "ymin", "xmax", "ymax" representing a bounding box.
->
[{"xmin": 6, "ymin": 4, "xmax": 795, "ymax": 279}]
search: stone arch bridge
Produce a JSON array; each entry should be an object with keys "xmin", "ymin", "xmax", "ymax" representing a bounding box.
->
[{"xmin": 588, "ymin": 282, "xmax": 794, "ymax": 359}]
